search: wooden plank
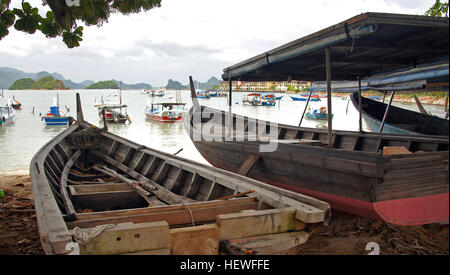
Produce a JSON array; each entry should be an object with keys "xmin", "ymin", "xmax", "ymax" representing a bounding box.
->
[
  {"xmin": 217, "ymin": 207, "xmax": 306, "ymax": 240},
  {"xmin": 221, "ymin": 231, "xmax": 309, "ymax": 255},
  {"xmin": 170, "ymin": 224, "xmax": 219, "ymax": 255},
  {"xmin": 383, "ymin": 146, "xmax": 413, "ymax": 156},
  {"xmin": 75, "ymin": 197, "xmax": 257, "ymax": 220},
  {"xmin": 79, "ymin": 221, "xmax": 170, "ymax": 255},
  {"xmin": 68, "ymin": 198, "xmax": 259, "ymax": 229},
  {"xmin": 89, "ymin": 150, "xmax": 195, "ymax": 204},
  {"xmin": 237, "ymin": 154, "xmax": 260, "ymax": 176},
  {"xmin": 60, "ymin": 149, "xmax": 82, "ymax": 220},
  {"xmin": 69, "ymin": 183, "xmax": 132, "ymax": 195}
]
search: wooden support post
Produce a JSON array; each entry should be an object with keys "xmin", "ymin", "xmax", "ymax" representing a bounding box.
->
[
  {"xmin": 76, "ymin": 93, "xmax": 84, "ymax": 122},
  {"xmin": 382, "ymin": 91, "xmax": 387, "ymax": 103},
  {"xmin": 358, "ymin": 77, "xmax": 363, "ymax": 132},
  {"xmin": 101, "ymin": 108, "xmax": 108, "ymax": 131},
  {"xmin": 189, "ymin": 76, "xmax": 200, "ymax": 111},
  {"xmin": 228, "ymin": 79, "xmax": 232, "ymax": 107},
  {"xmin": 379, "ymin": 91, "xmax": 395, "ymax": 133},
  {"xmin": 325, "ymin": 47, "xmax": 333, "ymax": 148},
  {"xmin": 413, "ymin": 95, "xmax": 430, "ymax": 115},
  {"xmin": 227, "ymin": 78, "xmax": 233, "ymax": 138},
  {"xmin": 445, "ymin": 91, "xmax": 449, "ymax": 119},
  {"xmin": 298, "ymin": 91, "xmax": 313, "ymax": 127}
]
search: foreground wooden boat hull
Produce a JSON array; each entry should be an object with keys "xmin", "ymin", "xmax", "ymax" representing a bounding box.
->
[
  {"xmin": 184, "ymin": 106, "xmax": 449, "ymax": 226},
  {"xmin": 29, "ymin": 94, "xmax": 330, "ymax": 255}
]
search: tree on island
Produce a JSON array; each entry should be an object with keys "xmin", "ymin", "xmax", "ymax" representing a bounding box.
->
[
  {"xmin": 9, "ymin": 76, "xmax": 68, "ymax": 90},
  {"xmin": 0, "ymin": 0, "xmax": 161, "ymax": 48},
  {"xmin": 85, "ymin": 80, "xmax": 119, "ymax": 89}
]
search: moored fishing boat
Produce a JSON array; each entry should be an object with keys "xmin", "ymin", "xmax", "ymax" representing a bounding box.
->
[
  {"xmin": 144, "ymin": 102, "xmax": 186, "ymax": 123},
  {"xmin": 194, "ymin": 91, "xmax": 210, "ymax": 99},
  {"xmin": 305, "ymin": 107, "xmax": 333, "ymax": 120},
  {"xmin": 242, "ymin": 93, "xmax": 277, "ymax": 106},
  {"xmin": 98, "ymin": 105, "xmax": 130, "ymax": 124},
  {"xmin": 41, "ymin": 96, "xmax": 70, "ymax": 126},
  {"xmin": 9, "ymin": 96, "xmax": 22, "ymax": 110},
  {"xmin": 349, "ymin": 92, "xmax": 449, "ymax": 135},
  {"xmin": 290, "ymin": 96, "xmax": 321, "ymax": 102},
  {"xmin": 0, "ymin": 105, "xmax": 15, "ymax": 126},
  {"xmin": 29, "ymin": 93, "xmax": 330, "ymax": 255}
]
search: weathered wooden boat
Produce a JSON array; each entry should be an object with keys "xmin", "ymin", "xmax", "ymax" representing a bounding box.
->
[
  {"xmin": 29, "ymin": 93, "xmax": 330, "ymax": 255},
  {"xmin": 144, "ymin": 102, "xmax": 186, "ymax": 123},
  {"xmin": 0, "ymin": 105, "xmax": 15, "ymax": 127},
  {"xmin": 350, "ymin": 92, "xmax": 449, "ymax": 135},
  {"xmin": 184, "ymin": 105, "xmax": 449, "ymax": 226},
  {"xmin": 98, "ymin": 105, "xmax": 130, "ymax": 124},
  {"xmin": 197, "ymin": 12, "xmax": 449, "ymax": 226}
]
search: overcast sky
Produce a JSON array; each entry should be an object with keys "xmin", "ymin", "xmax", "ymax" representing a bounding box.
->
[{"xmin": 0, "ymin": 0, "xmax": 437, "ymax": 86}]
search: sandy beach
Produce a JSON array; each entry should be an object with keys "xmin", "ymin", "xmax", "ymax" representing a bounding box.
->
[{"xmin": 0, "ymin": 172, "xmax": 447, "ymax": 255}]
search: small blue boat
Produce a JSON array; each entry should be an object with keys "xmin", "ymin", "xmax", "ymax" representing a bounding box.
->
[
  {"xmin": 290, "ymin": 96, "xmax": 321, "ymax": 102},
  {"xmin": 194, "ymin": 91, "xmax": 210, "ymax": 99},
  {"xmin": 41, "ymin": 96, "xmax": 70, "ymax": 126},
  {"xmin": 305, "ymin": 107, "xmax": 333, "ymax": 120}
]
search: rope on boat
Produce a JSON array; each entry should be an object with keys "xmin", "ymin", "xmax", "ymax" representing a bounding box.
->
[
  {"xmin": 183, "ymin": 203, "xmax": 195, "ymax": 227},
  {"xmin": 70, "ymin": 224, "xmax": 116, "ymax": 245}
]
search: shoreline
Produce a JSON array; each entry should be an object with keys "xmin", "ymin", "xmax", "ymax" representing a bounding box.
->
[{"xmin": 0, "ymin": 173, "xmax": 448, "ymax": 255}]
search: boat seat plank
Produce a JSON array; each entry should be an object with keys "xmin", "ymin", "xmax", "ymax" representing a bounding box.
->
[
  {"xmin": 67, "ymin": 198, "xmax": 259, "ymax": 229},
  {"xmin": 89, "ymin": 150, "xmax": 196, "ymax": 204}
]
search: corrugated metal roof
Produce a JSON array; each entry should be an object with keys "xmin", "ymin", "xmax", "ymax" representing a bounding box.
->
[{"xmin": 222, "ymin": 12, "xmax": 449, "ymax": 82}]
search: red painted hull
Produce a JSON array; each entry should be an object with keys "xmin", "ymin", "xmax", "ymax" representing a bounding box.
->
[
  {"xmin": 206, "ymin": 158, "xmax": 449, "ymax": 225},
  {"xmin": 145, "ymin": 113, "xmax": 182, "ymax": 123}
]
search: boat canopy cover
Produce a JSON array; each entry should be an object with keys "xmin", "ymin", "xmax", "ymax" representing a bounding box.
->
[
  {"xmin": 222, "ymin": 13, "xmax": 449, "ymax": 82},
  {"xmin": 308, "ymin": 63, "xmax": 449, "ymax": 93}
]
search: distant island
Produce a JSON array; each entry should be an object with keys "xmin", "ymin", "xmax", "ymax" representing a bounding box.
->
[
  {"xmin": 1, "ymin": 67, "xmax": 221, "ymax": 90},
  {"xmin": 166, "ymin": 77, "xmax": 221, "ymax": 90},
  {"xmin": 9, "ymin": 76, "xmax": 68, "ymax": 90},
  {"xmin": 85, "ymin": 80, "xmax": 119, "ymax": 89}
]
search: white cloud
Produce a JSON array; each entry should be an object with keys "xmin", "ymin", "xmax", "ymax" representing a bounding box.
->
[{"xmin": 0, "ymin": 0, "xmax": 438, "ymax": 86}]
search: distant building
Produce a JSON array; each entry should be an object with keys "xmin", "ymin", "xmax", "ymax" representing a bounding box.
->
[{"xmin": 221, "ymin": 80, "xmax": 310, "ymax": 91}]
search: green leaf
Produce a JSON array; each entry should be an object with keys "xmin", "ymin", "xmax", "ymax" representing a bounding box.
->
[{"xmin": 0, "ymin": 10, "xmax": 15, "ymax": 27}]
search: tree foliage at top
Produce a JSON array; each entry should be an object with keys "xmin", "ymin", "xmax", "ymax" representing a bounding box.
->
[
  {"xmin": 425, "ymin": 0, "xmax": 449, "ymax": 17},
  {"xmin": 0, "ymin": 0, "xmax": 162, "ymax": 48}
]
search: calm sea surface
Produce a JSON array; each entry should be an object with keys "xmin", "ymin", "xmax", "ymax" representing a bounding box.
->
[{"xmin": 0, "ymin": 89, "xmax": 447, "ymax": 173}]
